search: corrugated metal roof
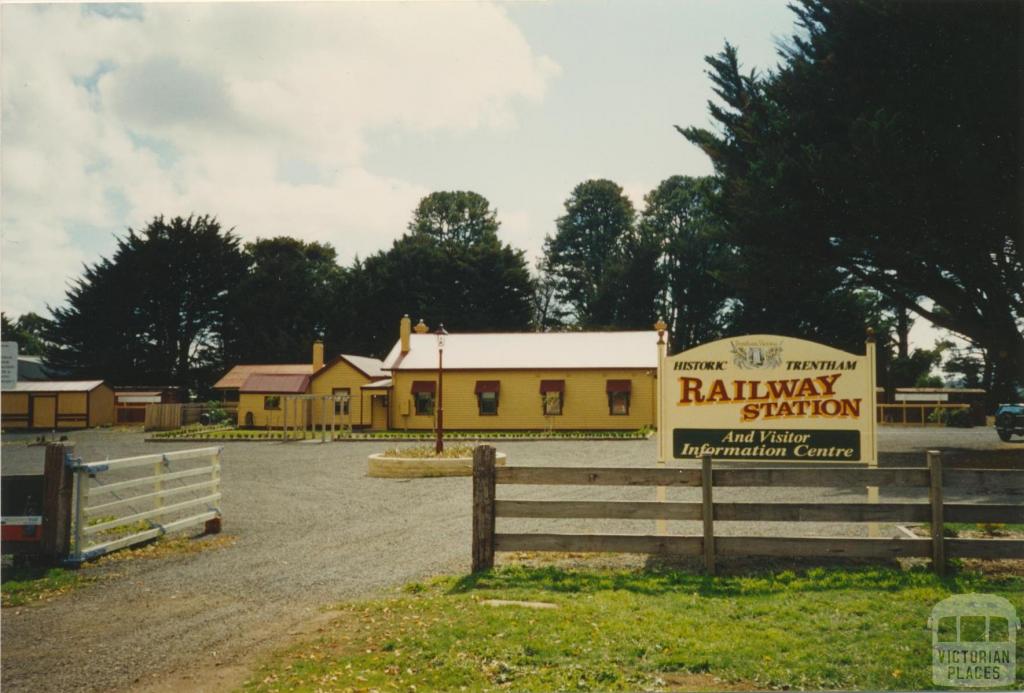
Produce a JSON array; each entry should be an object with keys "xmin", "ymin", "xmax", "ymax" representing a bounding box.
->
[
  {"xmin": 239, "ymin": 373, "xmax": 311, "ymax": 394},
  {"xmin": 383, "ymin": 331, "xmax": 659, "ymax": 371},
  {"xmin": 361, "ymin": 379, "xmax": 392, "ymax": 389},
  {"xmin": 117, "ymin": 394, "xmax": 162, "ymax": 403},
  {"xmin": 6, "ymin": 380, "xmax": 106, "ymax": 393},
  {"xmin": 339, "ymin": 354, "xmax": 389, "ymax": 379},
  {"xmin": 213, "ymin": 364, "xmax": 313, "ymax": 389},
  {"xmin": 16, "ymin": 356, "xmax": 67, "ymax": 381},
  {"xmin": 313, "ymin": 353, "xmax": 389, "ymax": 380}
]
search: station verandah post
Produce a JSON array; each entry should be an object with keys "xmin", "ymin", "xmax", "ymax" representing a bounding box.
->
[{"xmin": 281, "ymin": 393, "xmax": 351, "ymax": 442}]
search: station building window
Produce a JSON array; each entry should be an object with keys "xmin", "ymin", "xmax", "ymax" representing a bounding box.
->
[
  {"xmin": 334, "ymin": 388, "xmax": 351, "ymax": 416},
  {"xmin": 607, "ymin": 380, "xmax": 631, "ymax": 415},
  {"xmin": 411, "ymin": 381, "xmax": 436, "ymax": 416},
  {"xmin": 540, "ymin": 379, "xmax": 564, "ymax": 416},
  {"xmin": 476, "ymin": 381, "xmax": 500, "ymax": 415}
]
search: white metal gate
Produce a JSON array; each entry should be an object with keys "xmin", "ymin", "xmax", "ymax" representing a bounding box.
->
[{"xmin": 69, "ymin": 447, "xmax": 222, "ymax": 563}]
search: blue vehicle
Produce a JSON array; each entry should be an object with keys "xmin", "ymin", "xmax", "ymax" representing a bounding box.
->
[{"xmin": 995, "ymin": 403, "xmax": 1024, "ymax": 442}]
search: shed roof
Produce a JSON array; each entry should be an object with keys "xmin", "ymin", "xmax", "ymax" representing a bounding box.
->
[
  {"xmin": 362, "ymin": 378, "xmax": 392, "ymax": 389},
  {"xmin": 17, "ymin": 356, "xmax": 67, "ymax": 381},
  {"xmin": 213, "ymin": 364, "xmax": 314, "ymax": 389},
  {"xmin": 6, "ymin": 380, "xmax": 106, "ymax": 393},
  {"xmin": 239, "ymin": 374, "xmax": 311, "ymax": 394},
  {"xmin": 383, "ymin": 331, "xmax": 659, "ymax": 371}
]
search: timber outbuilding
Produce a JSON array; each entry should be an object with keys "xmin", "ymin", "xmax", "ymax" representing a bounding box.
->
[
  {"xmin": 212, "ymin": 363, "xmax": 315, "ymax": 403},
  {"xmin": 1, "ymin": 380, "xmax": 114, "ymax": 430},
  {"xmin": 237, "ymin": 373, "xmax": 312, "ymax": 428}
]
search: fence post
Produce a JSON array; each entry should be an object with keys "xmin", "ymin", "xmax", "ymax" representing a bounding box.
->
[
  {"xmin": 701, "ymin": 454, "xmax": 716, "ymax": 575},
  {"xmin": 928, "ymin": 449, "xmax": 945, "ymax": 576},
  {"xmin": 42, "ymin": 442, "xmax": 75, "ymax": 563},
  {"xmin": 472, "ymin": 445, "xmax": 497, "ymax": 572},
  {"xmin": 154, "ymin": 455, "xmax": 165, "ymax": 517},
  {"xmin": 205, "ymin": 448, "xmax": 223, "ymax": 534}
]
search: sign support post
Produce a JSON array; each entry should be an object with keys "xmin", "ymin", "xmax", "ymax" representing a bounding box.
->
[
  {"xmin": 865, "ymin": 329, "xmax": 880, "ymax": 537},
  {"xmin": 655, "ymin": 320, "xmax": 667, "ymax": 463},
  {"xmin": 654, "ymin": 321, "xmax": 668, "ymax": 536}
]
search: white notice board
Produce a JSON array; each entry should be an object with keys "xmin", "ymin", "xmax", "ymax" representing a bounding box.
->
[{"xmin": 1, "ymin": 342, "xmax": 17, "ymax": 390}]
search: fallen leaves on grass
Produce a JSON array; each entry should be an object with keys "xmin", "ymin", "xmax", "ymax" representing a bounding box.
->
[
  {"xmin": 1, "ymin": 567, "xmax": 94, "ymax": 607},
  {"xmin": 2, "ymin": 534, "xmax": 236, "ymax": 608},
  {"xmin": 95, "ymin": 533, "xmax": 236, "ymax": 565}
]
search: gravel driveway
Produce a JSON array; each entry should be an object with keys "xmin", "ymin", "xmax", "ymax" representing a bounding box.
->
[{"xmin": 1, "ymin": 427, "xmax": 1021, "ymax": 692}]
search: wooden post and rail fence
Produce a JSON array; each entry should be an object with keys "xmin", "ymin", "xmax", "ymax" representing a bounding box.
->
[
  {"xmin": 144, "ymin": 403, "xmax": 238, "ymax": 431},
  {"xmin": 876, "ymin": 403, "xmax": 971, "ymax": 426},
  {"xmin": 471, "ymin": 445, "xmax": 1024, "ymax": 575}
]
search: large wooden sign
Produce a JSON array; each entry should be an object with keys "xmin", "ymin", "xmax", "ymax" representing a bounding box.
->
[{"xmin": 658, "ymin": 335, "xmax": 877, "ymax": 464}]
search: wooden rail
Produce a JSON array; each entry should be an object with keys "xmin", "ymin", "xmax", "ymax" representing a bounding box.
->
[{"xmin": 471, "ymin": 446, "xmax": 1024, "ymax": 573}]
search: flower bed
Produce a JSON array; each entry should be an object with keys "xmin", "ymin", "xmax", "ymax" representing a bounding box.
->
[
  {"xmin": 147, "ymin": 427, "xmax": 653, "ymax": 443},
  {"xmin": 368, "ymin": 447, "xmax": 507, "ymax": 478}
]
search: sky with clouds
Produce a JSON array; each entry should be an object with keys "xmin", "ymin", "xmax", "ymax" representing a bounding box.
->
[
  {"xmin": 3, "ymin": 0, "xmax": 947, "ymax": 350},
  {"xmin": 2, "ymin": 0, "xmax": 803, "ymax": 318}
]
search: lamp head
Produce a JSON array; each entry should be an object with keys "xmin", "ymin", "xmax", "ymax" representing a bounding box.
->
[{"xmin": 436, "ymin": 323, "xmax": 448, "ymax": 349}]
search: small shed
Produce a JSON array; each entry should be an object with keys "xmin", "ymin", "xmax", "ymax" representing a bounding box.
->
[
  {"xmin": 113, "ymin": 387, "xmax": 182, "ymax": 424},
  {"xmin": 897, "ymin": 387, "xmax": 987, "ymax": 425},
  {"xmin": 1, "ymin": 380, "xmax": 115, "ymax": 430}
]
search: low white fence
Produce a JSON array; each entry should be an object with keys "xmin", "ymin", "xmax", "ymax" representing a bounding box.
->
[{"xmin": 69, "ymin": 447, "xmax": 222, "ymax": 564}]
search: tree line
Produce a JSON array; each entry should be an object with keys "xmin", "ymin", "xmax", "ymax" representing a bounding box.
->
[{"xmin": 2, "ymin": 0, "xmax": 1019, "ymax": 404}]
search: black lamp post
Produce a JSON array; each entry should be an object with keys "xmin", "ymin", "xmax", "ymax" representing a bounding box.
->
[{"xmin": 435, "ymin": 324, "xmax": 448, "ymax": 454}]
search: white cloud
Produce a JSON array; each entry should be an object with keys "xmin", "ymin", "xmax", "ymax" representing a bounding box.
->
[
  {"xmin": 1, "ymin": 2, "xmax": 559, "ymax": 315},
  {"xmin": 498, "ymin": 208, "xmax": 544, "ymax": 266},
  {"xmin": 619, "ymin": 180, "xmax": 655, "ymax": 213}
]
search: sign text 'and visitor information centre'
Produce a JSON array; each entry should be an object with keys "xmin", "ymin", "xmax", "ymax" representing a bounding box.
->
[{"xmin": 658, "ymin": 334, "xmax": 878, "ymax": 464}]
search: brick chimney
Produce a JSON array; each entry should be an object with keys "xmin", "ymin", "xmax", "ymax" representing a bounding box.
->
[
  {"xmin": 400, "ymin": 315, "xmax": 412, "ymax": 354},
  {"xmin": 312, "ymin": 340, "xmax": 325, "ymax": 370}
]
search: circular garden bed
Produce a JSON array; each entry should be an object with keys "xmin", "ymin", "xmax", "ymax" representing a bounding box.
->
[{"xmin": 368, "ymin": 445, "xmax": 507, "ymax": 478}]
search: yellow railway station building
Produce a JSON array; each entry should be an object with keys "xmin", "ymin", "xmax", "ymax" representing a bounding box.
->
[
  {"xmin": 383, "ymin": 316, "xmax": 657, "ymax": 431},
  {"xmin": 224, "ymin": 341, "xmax": 391, "ymax": 430},
  {"xmin": 218, "ymin": 316, "xmax": 658, "ymax": 432}
]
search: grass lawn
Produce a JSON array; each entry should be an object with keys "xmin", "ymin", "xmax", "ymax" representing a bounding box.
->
[
  {"xmin": 1, "ymin": 565, "xmax": 93, "ymax": 607},
  {"xmin": 246, "ymin": 564, "xmax": 1023, "ymax": 691},
  {"xmin": 2, "ymin": 534, "xmax": 235, "ymax": 608}
]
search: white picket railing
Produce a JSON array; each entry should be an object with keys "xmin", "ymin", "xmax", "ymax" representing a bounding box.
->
[{"xmin": 69, "ymin": 447, "xmax": 222, "ymax": 563}]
